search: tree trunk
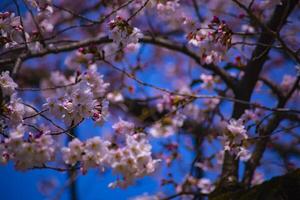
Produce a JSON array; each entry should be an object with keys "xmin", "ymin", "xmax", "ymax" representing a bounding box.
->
[{"xmin": 210, "ymin": 169, "xmax": 300, "ymax": 200}]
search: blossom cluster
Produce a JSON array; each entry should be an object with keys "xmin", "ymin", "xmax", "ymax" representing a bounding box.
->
[
  {"xmin": 109, "ymin": 16, "xmax": 144, "ymax": 48},
  {"xmin": 25, "ymin": 0, "xmax": 54, "ymax": 32},
  {"xmin": 155, "ymin": 0, "xmax": 189, "ymax": 26},
  {"xmin": 62, "ymin": 119, "xmax": 160, "ymax": 188},
  {"xmin": 2, "ymin": 126, "xmax": 56, "ymax": 171},
  {"xmin": 108, "ymin": 132, "xmax": 160, "ymax": 188},
  {"xmin": 62, "ymin": 136, "xmax": 110, "ymax": 173},
  {"xmin": 43, "ymin": 65, "xmax": 110, "ymax": 125},
  {"xmin": 112, "ymin": 118, "xmax": 135, "ymax": 135},
  {"xmin": 187, "ymin": 16, "xmax": 232, "ymax": 64},
  {"xmin": 0, "ymin": 71, "xmax": 33, "ymax": 129},
  {"xmin": 221, "ymin": 119, "xmax": 251, "ymax": 161},
  {"xmin": 0, "ymin": 12, "xmax": 23, "ymax": 48},
  {"xmin": 0, "ymin": 1, "xmax": 55, "ymax": 50},
  {"xmin": 0, "ymin": 71, "xmax": 55, "ymax": 170},
  {"xmin": 0, "ymin": 69, "xmax": 160, "ymax": 189},
  {"xmin": 0, "ymin": 71, "xmax": 18, "ymax": 97},
  {"xmin": 200, "ymin": 74, "xmax": 215, "ymax": 90}
]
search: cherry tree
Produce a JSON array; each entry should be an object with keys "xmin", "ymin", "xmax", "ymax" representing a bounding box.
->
[{"xmin": 0, "ymin": 0, "xmax": 300, "ymax": 199}]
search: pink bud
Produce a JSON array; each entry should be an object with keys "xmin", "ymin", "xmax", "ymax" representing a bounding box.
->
[{"xmin": 212, "ymin": 16, "xmax": 220, "ymax": 23}]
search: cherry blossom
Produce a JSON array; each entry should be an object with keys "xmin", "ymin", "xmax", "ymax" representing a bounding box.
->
[
  {"xmin": 109, "ymin": 16, "xmax": 143, "ymax": 48},
  {"xmin": 62, "ymin": 127, "xmax": 159, "ymax": 188},
  {"xmin": 112, "ymin": 118, "xmax": 135, "ymax": 135},
  {"xmin": 0, "ymin": 71, "xmax": 18, "ymax": 97},
  {"xmin": 0, "ymin": 12, "xmax": 23, "ymax": 48},
  {"xmin": 241, "ymin": 24, "xmax": 255, "ymax": 34},
  {"xmin": 107, "ymin": 92, "xmax": 124, "ymax": 103},
  {"xmin": 226, "ymin": 119, "xmax": 248, "ymax": 143},
  {"xmin": 81, "ymin": 137, "xmax": 111, "ymax": 172},
  {"xmin": 221, "ymin": 119, "xmax": 251, "ymax": 161},
  {"xmin": 197, "ymin": 178, "xmax": 215, "ymax": 194},
  {"xmin": 200, "ymin": 74, "xmax": 215, "ymax": 89},
  {"xmin": 152, "ymin": 123, "xmax": 178, "ymax": 138},
  {"xmin": 61, "ymin": 138, "xmax": 83, "ymax": 166},
  {"xmin": 5, "ymin": 95, "xmax": 26, "ymax": 127},
  {"xmin": 4, "ymin": 128, "xmax": 56, "ymax": 171},
  {"xmin": 62, "ymin": 136, "xmax": 111, "ymax": 173},
  {"xmin": 108, "ymin": 133, "xmax": 160, "ymax": 188},
  {"xmin": 43, "ymin": 66, "xmax": 109, "ymax": 125}
]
